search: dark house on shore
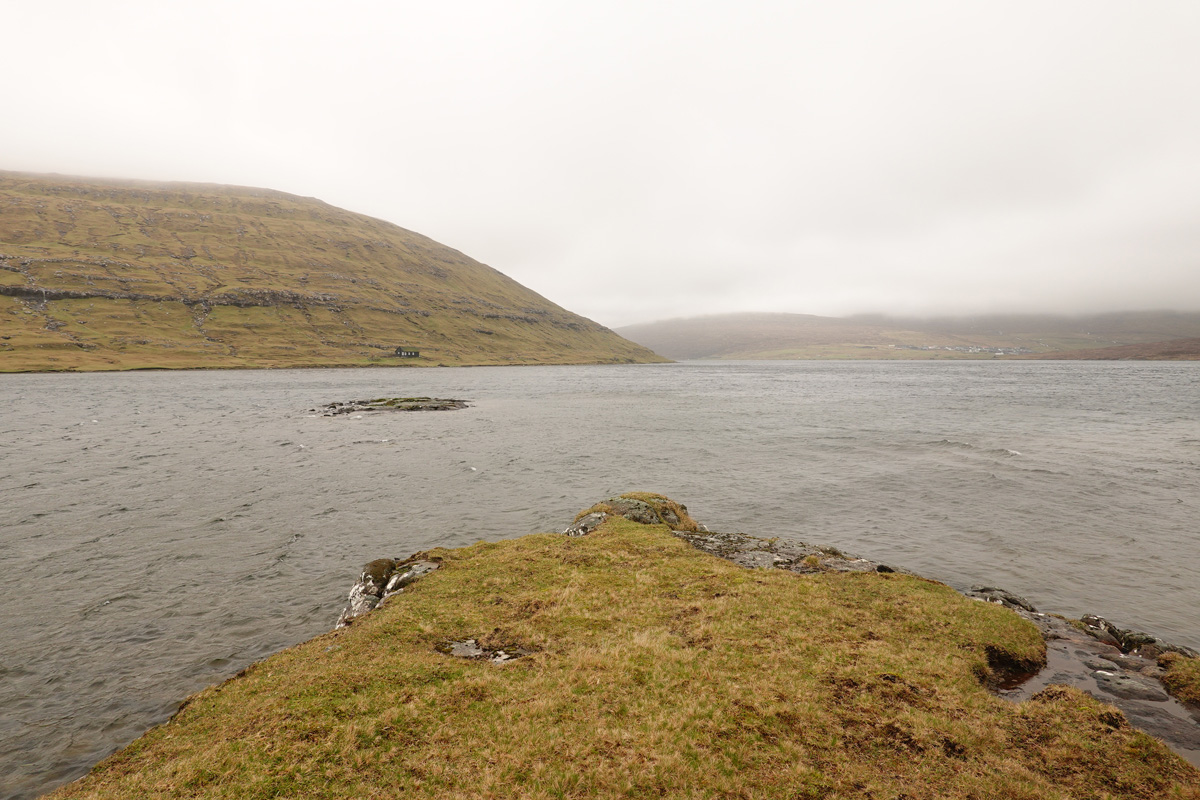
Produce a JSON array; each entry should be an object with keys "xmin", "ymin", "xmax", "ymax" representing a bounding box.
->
[{"xmin": 393, "ymin": 346, "xmax": 419, "ymax": 358}]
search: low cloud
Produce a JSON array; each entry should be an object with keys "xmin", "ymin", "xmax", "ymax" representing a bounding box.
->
[{"xmin": 3, "ymin": 1, "xmax": 1198, "ymax": 326}]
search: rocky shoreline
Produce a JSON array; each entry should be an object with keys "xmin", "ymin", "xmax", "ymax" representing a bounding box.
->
[{"xmin": 337, "ymin": 493, "xmax": 1200, "ymax": 766}]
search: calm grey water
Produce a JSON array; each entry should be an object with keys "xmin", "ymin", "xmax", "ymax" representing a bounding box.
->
[{"xmin": 2, "ymin": 361, "xmax": 1198, "ymax": 799}]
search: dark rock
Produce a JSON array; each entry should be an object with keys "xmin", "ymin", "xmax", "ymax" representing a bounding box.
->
[
  {"xmin": 603, "ymin": 497, "xmax": 661, "ymax": 526},
  {"xmin": 1081, "ymin": 614, "xmax": 1120, "ymax": 637},
  {"xmin": 1077, "ymin": 615, "xmax": 1198, "ymax": 658},
  {"xmin": 1095, "ymin": 652, "xmax": 1157, "ymax": 672},
  {"xmin": 361, "ymin": 558, "xmax": 397, "ymax": 595},
  {"xmin": 318, "ymin": 397, "xmax": 468, "ymax": 416},
  {"xmin": 383, "ymin": 561, "xmax": 439, "ymax": 597},
  {"xmin": 336, "ymin": 557, "xmax": 439, "ymax": 627},
  {"xmin": 1085, "ymin": 627, "xmax": 1123, "ymax": 648},
  {"xmin": 965, "ymin": 586, "xmax": 1037, "ymax": 613},
  {"xmin": 1119, "ymin": 629, "xmax": 1159, "ymax": 651},
  {"xmin": 1138, "ymin": 643, "xmax": 1165, "ymax": 659},
  {"xmin": 1122, "ymin": 705, "xmax": 1200, "ymax": 751},
  {"xmin": 564, "ymin": 512, "xmax": 608, "ymax": 537},
  {"xmin": 1092, "ymin": 671, "xmax": 1170, "ymax": 702}
]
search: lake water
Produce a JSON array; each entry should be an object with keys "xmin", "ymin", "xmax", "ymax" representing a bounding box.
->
[{"xmin": 2, "ymin": 361, "xmax": 1198, "ymax": 799}]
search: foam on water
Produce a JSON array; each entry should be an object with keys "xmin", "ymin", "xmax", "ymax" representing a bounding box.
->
[{"xmin": 1, "ymin": 361, "xmax": 1198, "ymax": 798}]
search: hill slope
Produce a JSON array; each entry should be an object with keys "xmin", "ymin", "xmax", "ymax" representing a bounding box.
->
[
  {"xmin": 1022, "ymin": 337, "xmax": 1200, "ymax": 360},
  {"xmin": 0, "ymin": 171, "xmax": 664, "ymax": 371},
  {"xmin": 617, "ymin": 311, "xmax": 1200, "ymax": 360}
]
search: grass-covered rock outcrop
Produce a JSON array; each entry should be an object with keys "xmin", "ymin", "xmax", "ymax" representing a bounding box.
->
[
  {"xmin": 1162, "ymin": 653, "xmax": 1200, "ymax": 707},
  {"xmin": 49, "ymin": 498, "xmax": 1199, "ymax": 799}
]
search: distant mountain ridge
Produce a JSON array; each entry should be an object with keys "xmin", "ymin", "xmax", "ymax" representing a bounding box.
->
[
  {"xmin": 0, "ymin": 171, "xmax": 664, "ymax": 371},
  {"xmin": 616, "ymin": 311, "xmax": 1200, "ymax": 360}
]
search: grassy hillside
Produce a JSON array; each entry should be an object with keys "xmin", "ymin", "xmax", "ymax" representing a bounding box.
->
[
  {"xmin": 1022, "ymin": 337, "xmax": 1200, "ymax": 360},
  {"xmin": 0, "ymin": 171, "xmax": 665, "ymax": 371},
  {"xmin": 617, "ymin": 311, "xmax": 1200, "ymax": 360},
  {"xmin": 47, "ymin": 497, "xmax": 1198, "ymax": 799}
]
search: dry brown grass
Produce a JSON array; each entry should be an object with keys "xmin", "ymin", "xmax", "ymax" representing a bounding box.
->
[{"xmin": 46, "ymin": 515, "xmax": 1199, "ymax": 799}]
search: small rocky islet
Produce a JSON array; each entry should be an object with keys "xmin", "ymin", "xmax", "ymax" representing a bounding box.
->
[
  {"xmin": 340, "ymin": 491, "xmax": 1200, "ymax": 766},
  {"xmin": 313, "ymin": 396, "xmax": 469, "ymax": 416}
]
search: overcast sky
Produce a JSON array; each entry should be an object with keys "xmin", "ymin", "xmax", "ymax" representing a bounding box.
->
[{"xmin": 4, "ymin": 2, "xmax": 1199, "ymax": 327}]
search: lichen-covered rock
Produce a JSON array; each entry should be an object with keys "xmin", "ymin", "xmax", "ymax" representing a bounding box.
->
[
  {"xmin": 336, "ymin": 558, "xmax": 440, "ymax": 627},
  {"xmin": 569, "ymin": 493, "xmax": 702, "ymax": 533},
  {"xmin": 564, "ymin": 512, "xmax": 608, "ymax": 536},
  {"xmin": 966, "ymin": 586, "xmax": 1038, "ymax": 613},
  {"xmin": 361, "ymin": 558, "xmax": 398, "ymax": 595},
  {"xmin": 435, "ymin": 638, "xmax": 530, "ymax": 664},
  {"xmin": 384, "ymin": 561, "xmax": 440, "ymax": 596},
  {"xmin": 567, "ymin": 494, "xmax": 898, "ymax": 575}
]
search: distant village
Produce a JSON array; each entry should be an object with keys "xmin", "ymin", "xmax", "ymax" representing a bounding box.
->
[{"xmin": 894, "ymin": 344, "xmax": 1035, "ymax": 355}]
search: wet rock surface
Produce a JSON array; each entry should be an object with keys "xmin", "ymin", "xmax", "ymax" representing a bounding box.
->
[
  {"xmin": 995, "ymin": 609, "xmax": 1200, "ymax": 766},
  {"xmin": 1078, "ymin": 613, "xmax": 1200, "ymax": 659},
  {"xmin": 963, "ymin": 585, "xmax": 1038, "ymax": 613},
  {"xmin": 315, "ymin": 397, "xmax": 469, "ymax": 416},
  {"xmin": 435, "ymin": 639, "xmax": 531, "ymax": 664},
  {"xmin": 336, "ymin": 558, "xmax": 440, "ymax": 628}
]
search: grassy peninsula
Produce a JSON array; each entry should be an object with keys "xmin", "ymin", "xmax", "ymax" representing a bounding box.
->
[
  {"xmin": 49, "ymin": 496, "xmax": 1198, "ymax": 799},
  {"xmin": 0, "ymin": 172, "xmax": 664, "ymax": 371}
]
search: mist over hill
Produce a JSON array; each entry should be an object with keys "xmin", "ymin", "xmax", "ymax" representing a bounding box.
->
[
  {"xmin": 0, "ymin": 172, "xmax": 664, "ymax": 371},
  {"xmin": 616, "ymin": 311, "xmax": 1200, "ymax": 360}
]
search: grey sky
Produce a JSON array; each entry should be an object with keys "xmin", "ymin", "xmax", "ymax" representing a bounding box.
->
[{"xmin": 4, "ymin": 1, "xmax": 1199, "ymax": 327}]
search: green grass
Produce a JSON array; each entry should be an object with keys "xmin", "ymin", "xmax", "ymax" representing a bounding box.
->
[
  {"xmin": 48, "ymin": 508, "xmax": 1198, "ymax": 799},
  {"xmin": 0, "ymin": 171, "xmax": 666, "ymax": 371},
  {"xmin": 1161, "ymin": 653, "xmax": 1200, "ymax": 706}
]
